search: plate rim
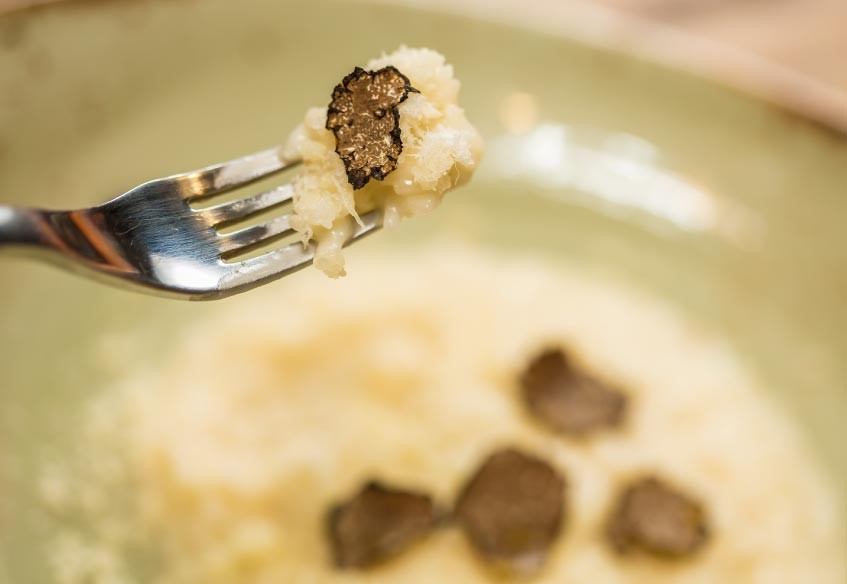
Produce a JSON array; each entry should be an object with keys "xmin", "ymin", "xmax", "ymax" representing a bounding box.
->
[{"xmin": 4, "ymin": 0, "xmax": 847, "ymax": 138}]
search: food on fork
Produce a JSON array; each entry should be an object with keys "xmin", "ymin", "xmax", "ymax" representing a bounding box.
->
[
  {"xmin": 0, "ymin": 50, "xmax": 480, "ymax": 296},
  {"xmin": 284, "ymin": 47, "xmax": 484, "ymax": 277}
]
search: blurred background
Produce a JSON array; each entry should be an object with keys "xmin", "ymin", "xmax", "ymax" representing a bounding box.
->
[
  {"xmin": 596, "ymin": 0, "xmax": 847, "ymax": 93},
  {"xmin": 5, "ymin": 0, "xmax": 847, "ymax": 98}
]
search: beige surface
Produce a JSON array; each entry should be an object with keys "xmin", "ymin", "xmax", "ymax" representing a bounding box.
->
[
  {"xmin": 598, "ymin": 0, "xmax": 847, "ymax": 93},
  {"xmin": 396, "ymin": 0, "xmax": 847, "ymax": 131}
]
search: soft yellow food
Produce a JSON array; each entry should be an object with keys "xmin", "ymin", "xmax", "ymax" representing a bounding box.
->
[
  {"xmin": 283, "ymin": 47, "xmax": 484, "ymax": 277},
  {"xmin": 46, "ymin": 247, "xmax": 844, "ymax": 584}
]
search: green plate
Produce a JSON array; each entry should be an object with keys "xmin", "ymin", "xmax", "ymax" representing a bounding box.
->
[{"xmin": 1, "ymin": 0, "xmax": 845, "ymax": 581}]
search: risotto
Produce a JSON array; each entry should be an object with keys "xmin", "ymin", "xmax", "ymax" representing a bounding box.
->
[{"xmin": 45, "ymin": 247, "xmax": 844, "ymax": 584}]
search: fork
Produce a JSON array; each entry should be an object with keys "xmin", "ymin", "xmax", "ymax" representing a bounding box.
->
[{"xmin": 0, "ymin": 147, "xmax": 382, "ymax": 300}]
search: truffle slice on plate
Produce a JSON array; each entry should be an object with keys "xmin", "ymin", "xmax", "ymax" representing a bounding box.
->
[
  {"xmin": 455, "ymin": 448, "xmax": 566, "ymax": 575},
  {"xmin": 520, "ymin": 348, "xmax": 628, "ymax": 436},
  {"xmin": 606, "ymin": 476, "xmax": 710, "ymax": 559},
  {"xmin": 326, "ymin": 481, "xmax": 438, "ymax": 569}
]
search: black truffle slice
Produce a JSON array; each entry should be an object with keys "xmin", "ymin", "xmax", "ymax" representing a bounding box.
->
[
  {"xmin": 326, "ymin": 481, "xmax": 438, "ymax": 569},
  {"xmin": 606, "ymin": 476, "xmax": 710, "ymax": 559},
  {"xmin": 520, "ymin": 348, "xmax": 627, "ymax": 436},
  {"xmin": 455, "ymin": 448, "xmax": 566, "ymax": 574},
  {"xmin": 326, "ymin": 65, "xmax": 416, "ymax": 190}
]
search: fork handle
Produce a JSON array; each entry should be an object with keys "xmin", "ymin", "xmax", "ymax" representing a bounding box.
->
[{"xmin": 0, "ymin": 205, "xmax": 56, "ymax": 250}]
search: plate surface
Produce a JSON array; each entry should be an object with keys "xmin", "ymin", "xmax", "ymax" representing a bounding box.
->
[{"xmin": 0, "ymin": 0, "xmax": 845, "ymax": 581}]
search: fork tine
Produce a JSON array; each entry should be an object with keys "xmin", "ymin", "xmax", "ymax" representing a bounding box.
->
[
  {"xmin": 198, "ymin": 184, "xmax": 294, "ymax": 226},
  {"xmin": 217, "ymin": 240, "xmax": 317, "ymax": 293},
  {"xmin": 215, "ymin": 210, "xmax": 383, "ymax": 295},
  {"xmin": 151, "ymin": 147, "xmax": 299, "ymax": 200},
  {"xmin": 217, "ymin": 214, "xmax": 294, "ymax": 254}
]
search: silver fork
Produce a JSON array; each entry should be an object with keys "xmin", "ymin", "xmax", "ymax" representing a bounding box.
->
[{"xmin": 0, "ymin": 147, "xmax": 382, "ymax": 300}]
